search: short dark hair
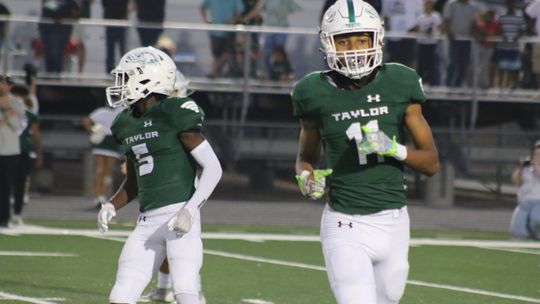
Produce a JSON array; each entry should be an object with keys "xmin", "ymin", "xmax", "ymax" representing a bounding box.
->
[{"xmin": 11, "ymin": 84, "xmax": 29, "ymax": 96}]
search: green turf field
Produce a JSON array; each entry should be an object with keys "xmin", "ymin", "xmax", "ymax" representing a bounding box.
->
[{"xmin": 0, "ymin": 221, "xmax": 539, "ymax": 304}]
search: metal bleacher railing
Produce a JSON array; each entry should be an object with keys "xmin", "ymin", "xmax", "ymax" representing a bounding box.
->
[{"xmin": 0, "ymin": 15, "xmax": 538, "ymax": 201}]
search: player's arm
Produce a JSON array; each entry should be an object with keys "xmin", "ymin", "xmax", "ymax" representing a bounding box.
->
[
  {"xmin": 295, "ymin": 118, "xmax": 322, "ymax": 174},
  {"xmin": 168, "ymin": 131, "xmax": 222, "ymax": 235},
  {"xmin": 295, "ymin": 118, "xmax": 332, "ymax": 199},
  {"xmin": 109, "ymin": 159, "xmax": 138, "ymax": 209},
  {"xmin": 97, "ymin": 160, "xmax": 138, "ymax": 233},
  {"xmin": 403, "ymin": 103, "xmax": 439, "ymax": 176}
]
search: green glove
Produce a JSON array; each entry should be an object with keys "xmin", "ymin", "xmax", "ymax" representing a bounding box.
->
[
  {"xmin": 358, "ymin": 126, "xmax": 407, "ymax": 161},
  {"xmin": 295, "ymin": 169, "xmax": 333, "ymax": 200}
]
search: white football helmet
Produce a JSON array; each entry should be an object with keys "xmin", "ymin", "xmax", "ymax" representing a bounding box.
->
[
  {"xmin": 320, "ymin": 0, "xmax": 384, "ymax": 79},
  {"xmin": 172, "ymin": 70, "xmax": 190, "ymax": 98},
  {"xmin": 106, "ymin": 47, "xmax": 177, "ymax": 108}
]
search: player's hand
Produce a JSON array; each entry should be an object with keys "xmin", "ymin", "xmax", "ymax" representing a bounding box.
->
[
  {"xmin": 358, "ymin": 127, "xmax": 407, "ymax": 161},
  {"xmin": 167, "ymin": 207, "xmax": 196, "ymax": 235},
  {"xmin": 97, "ymin": 202, "xmax": 116, "ymax": 233},
  {"xmin": 89, "ymin": 123, "xmax": 105, "ymax": 144},
  {"xmin": 295, "ymin": 169, "xmax": 333, "ymax": 200}
]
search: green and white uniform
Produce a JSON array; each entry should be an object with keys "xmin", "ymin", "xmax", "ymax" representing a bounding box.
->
[
  {"xmin": 292, "ymin": 64, "xmax": 426, "ymax": 214},
  {"xmin": 293, "ymin": 64, "xmax": 426, "ymax": 304},
  {"xmin": 111, "ymin": 97, "xmax": 204, "ymax": 212},
  {"xmin": 108, "ymin": 97, "xmax": 205, "ymax": 303}
]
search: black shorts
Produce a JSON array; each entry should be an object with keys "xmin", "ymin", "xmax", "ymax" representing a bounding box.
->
[{"xmin": 210, "ymin": 34, "xmax": 233, "ymax": 58}]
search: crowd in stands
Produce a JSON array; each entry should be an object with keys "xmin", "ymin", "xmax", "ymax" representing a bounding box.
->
[{"xmin": 0, "ymin": 0, "xmax": 540, "ymax": 89}]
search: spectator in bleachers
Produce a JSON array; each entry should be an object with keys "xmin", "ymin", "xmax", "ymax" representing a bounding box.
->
[
  {"xmin": 510, "ymin": 140, "xmax": 540, "ymax": 239},
  {"xmin": 442, "ymin": 0, "xmax": 479, "ymax": 87},
  {"xmin": 237, "ymin": 0, "xmax": 263, "ymax": 77},
  {"xmin": 39, "ymin": 0, "xmax": 80, "ymax": 73},
  {"xmin": 102, "ymin": 0, "xmax": 129, "ymax": 73},
  {"xmin": 260, "ymin": 0, "xmax": 301, "ymax": 74},
  {"xmin": 77, "ymin": 0, "xmax": 93, "ymax": 18},
  {"xmin": 200, "ymin": 0, "xmax": 245, "ymax": 78},
  {"xmin": 410, "ymin": 0, "xmax": 443, "ymax": 86},
  {"xmin": 382, "ymin": 0, "xmax": 423, "ymax": 68},
  {"xmin": 0, "ymin": 2, "xmax": 10, "ymax": 50},
  {"xmin": 135, "ymin": 0, "xmax": 165, "ymax": 47},
  {"xmin": 0, "ymin": 75, "xmax": 25, "ymax": 228},
  {"xmin": 267, "ymin": 45, "xmax": 293, "ymax": 81},
  {"xmin": 525, "ymin": 0, "xmax": 540, "ymax": 88},
  {"xmin": 472, "ymin": 8, "xmax": 499, "ymax": 88},
  {"xmin": 495, "ymin": 0, "xmax": 526, "ymax": 89}
]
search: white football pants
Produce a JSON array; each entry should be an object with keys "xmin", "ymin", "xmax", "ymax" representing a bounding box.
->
[
  {"xmin": 321, "ymin": 204, "xmax": 410, "ymax": 304},
  {"xmin": 109, "ymin": 202, "xmax": 202, "ymax": 304}
]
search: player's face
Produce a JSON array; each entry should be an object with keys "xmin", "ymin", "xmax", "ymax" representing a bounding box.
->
[{"xmin": 334, "ymin": 33, "xmax": 373, "ymax": 52}]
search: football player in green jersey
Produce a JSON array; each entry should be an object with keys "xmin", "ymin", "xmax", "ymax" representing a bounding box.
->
[
  {"xmin": 97, "ymin": 46, "xmax": 222, "ymax": 304},
  {"xmin": 293, "ymin": 1, "xmax": 439, "ymax": 303}
]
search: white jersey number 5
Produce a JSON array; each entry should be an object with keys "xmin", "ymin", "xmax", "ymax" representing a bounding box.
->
[{"xmin": 132, "ymin": 143, "xmax": 154, "ymax": 176}]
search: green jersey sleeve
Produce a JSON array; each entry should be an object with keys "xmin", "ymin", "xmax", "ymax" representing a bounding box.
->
[
  {"xmin": 291, "ymin": 72, "xmax": 324, "ymax": 120},
  {"xmin": 161, "ymin": 97, "xmax": 205, "ymax": 133}
]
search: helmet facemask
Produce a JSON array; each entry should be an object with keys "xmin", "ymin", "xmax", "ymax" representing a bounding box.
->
[
  {"xmin": 322, "ymin": 30, "xmax": 383, "ymax": 79},
  {"xmin": 320, "ymin": 0, "xmax": 384, "ymax": 79},
  {"xmin": 106, "ymin": 47, "xmax": 176, "ymax": 108}
]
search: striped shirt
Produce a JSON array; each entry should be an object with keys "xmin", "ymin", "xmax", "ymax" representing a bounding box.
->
[{"xmin": 497, "ymin": 13, "xmax": 526, "ymax": 51}]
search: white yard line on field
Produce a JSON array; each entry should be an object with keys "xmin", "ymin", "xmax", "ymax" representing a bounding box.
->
[
  {"xmin": 205, "ymin": 249, "xmax": 540, "ymax": 303},
  {"xmin": 0, "ymin": 291, "xmax": 64, "ymax": 304},
  {"xmin": 481, "ymin": 247, "xmax": 540, "ymax": 255},
  {"xmin": 204, "ymin": 249, "xmax": 326, "ymax": 271},
  {"xmin": 407, "ymin": 280, "xmax": 540, "ymax": 303},
  {"xmin": 4, "ymin": 224, "xmax": 540, "ymax": 249},
  {"xmin": 242, "ymin": 299, "xmax": 275, "ymax": 304},
  {"xmin": 4, "ymin": 224, "xmax": 540, "ymax": 302},
  {"xmin": 0, "ymin": 251, "xmax": 76, "ymax": 257}
]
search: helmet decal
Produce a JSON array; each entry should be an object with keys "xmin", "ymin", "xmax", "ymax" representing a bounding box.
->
[
  {"xmin": 105, "ymin": 46, "xmax": 178, "ymax": 108},
  {"xmin": 347, "ymin": 0, "xmax": 355, "ymax": 23},
  {"xmin": 320, "ymin": 0, "xmax": 384, "ymax": 79}
]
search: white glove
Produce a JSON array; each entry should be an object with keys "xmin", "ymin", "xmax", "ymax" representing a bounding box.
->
[
  {"xmin": 89, "ymin": 123, "xmax": 105, "ymax": 144},
  {"xmin": 97, "ymin": 202, "xmax": 116, "ymax": 233},
  {"xmin": 167, "ymin": 207, "xmax": 196, "ymax": 235}
]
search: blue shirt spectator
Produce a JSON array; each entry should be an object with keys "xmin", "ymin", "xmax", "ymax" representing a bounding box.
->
[{"xmin": 201, "ymin": 0, "xmax": 244, "ymax": 37}]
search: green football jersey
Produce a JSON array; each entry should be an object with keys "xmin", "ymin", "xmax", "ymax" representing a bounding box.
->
[
  {"xmin": 292, "ymin": 63, "xmax": 426, "ymax": 215},
  {"xmin": 111, "ymin": 97, "xmax": 204, "ymax": 212},
  {"xmin": 20, "ymin": 110, "xmax": 38, "ymax": 154}
]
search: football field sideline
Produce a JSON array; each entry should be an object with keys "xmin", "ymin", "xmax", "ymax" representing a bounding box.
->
[{"xmin": 1, "ymin": 224, "xmax": 540, "ymax": 303}]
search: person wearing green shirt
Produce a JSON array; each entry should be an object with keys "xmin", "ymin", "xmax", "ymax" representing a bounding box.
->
[
  {"xmin": 97, "ymin": 47, "xmax": 222, "ymax": 304},
  {"xmin": 293, "ymin": 1, "xmax": 439, "ymax": 303}
]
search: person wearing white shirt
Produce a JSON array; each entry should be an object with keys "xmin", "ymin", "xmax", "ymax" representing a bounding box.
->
[
  {"xmin": 410, "ymin": 0, "xmax": 443, "ymax": 85},
  {"xmin": 0, "ymin": 75, "xmax": 25, "ymax": 228},
  {"xmin": 510, "ymin": 141, "xmax": 540, "ymax": 239}
]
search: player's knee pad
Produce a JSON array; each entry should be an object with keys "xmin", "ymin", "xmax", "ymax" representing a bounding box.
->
[
  {"xmin": 333, "ymin": 283, "xmax": 376, "ymax": 304},
  {"xmin": 375, "ymin": 264, "xmax": 408, "ymax": 304},
  {"xmin": 109, "ymin": 270, "xmax": 152, "ymax": 303},
  {"xmin": 324, "ymin": 245, "xmax": 377, "ymax": 304}
]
